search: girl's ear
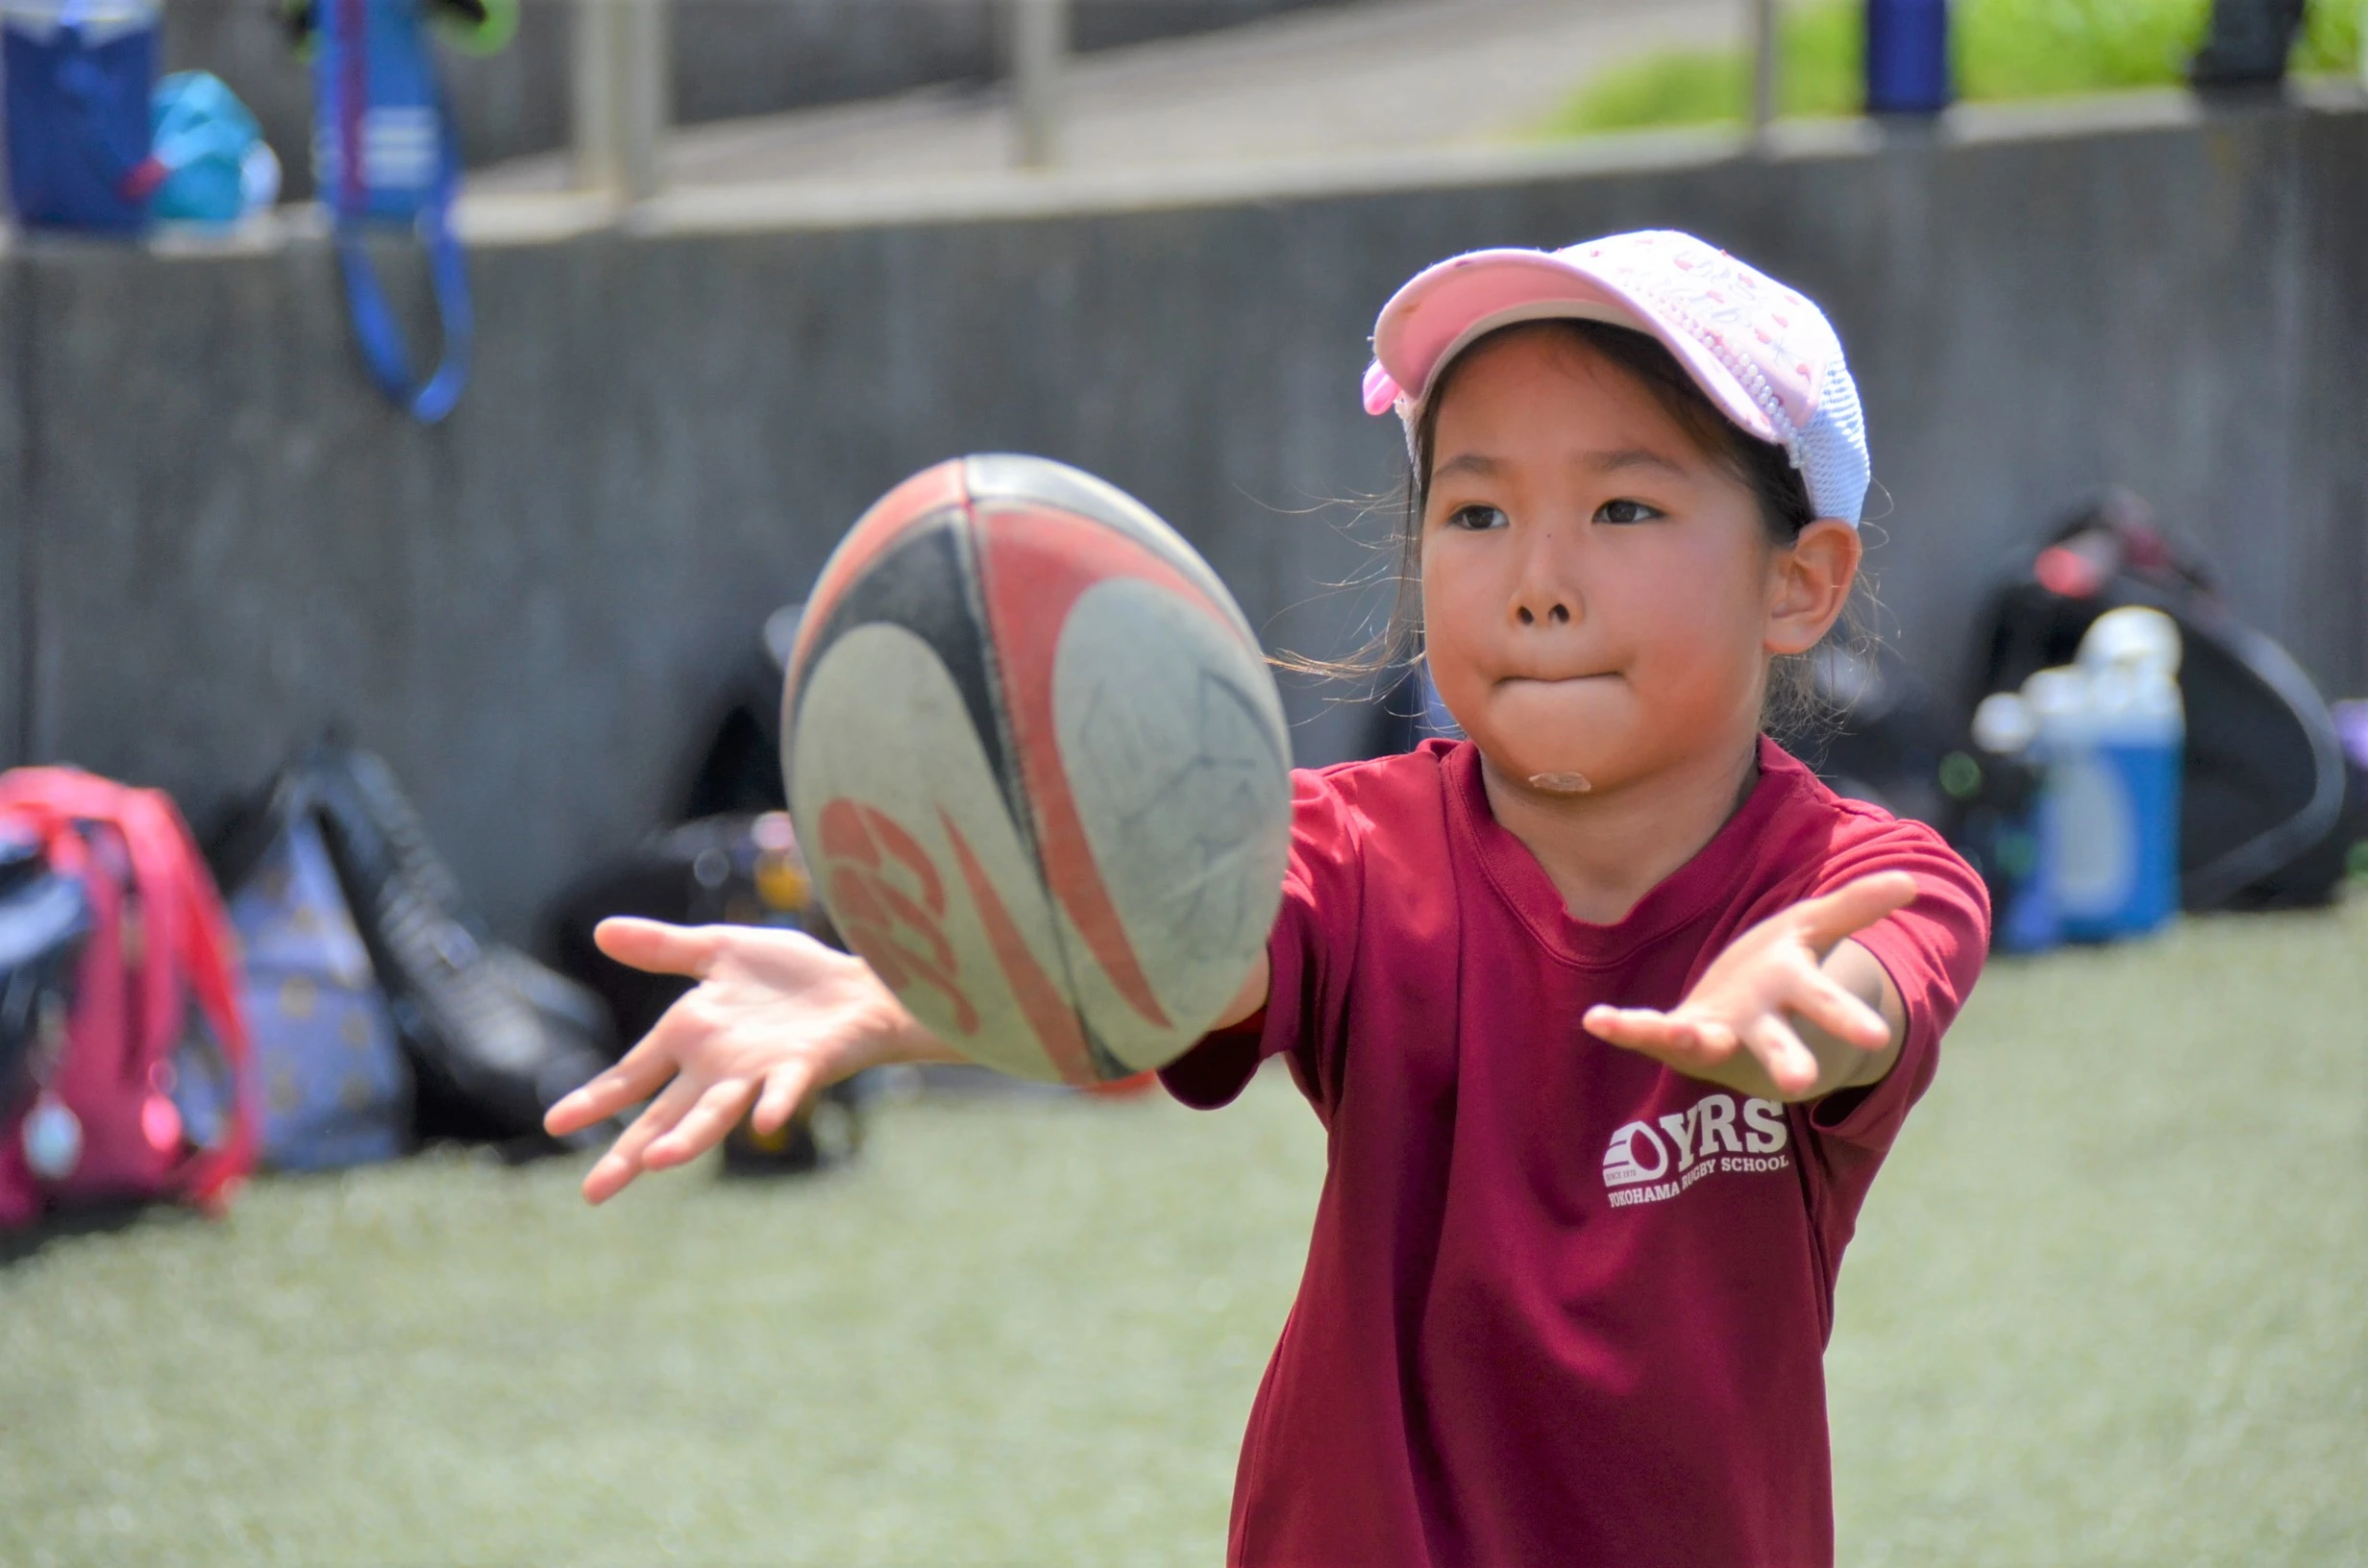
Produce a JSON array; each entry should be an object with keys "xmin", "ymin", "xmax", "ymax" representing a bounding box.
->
[{"xmin": 1764, "ymin": 519, "xmax": 1861, "ymax": 655}]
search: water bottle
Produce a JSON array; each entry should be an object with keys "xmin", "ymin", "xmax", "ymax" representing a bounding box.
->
[
  {"xmin": 2073, "ymin": 608, "xmax": 2183, "ymax": 936},
  {"xmin": 2029, "ymin": 608, "xmax": 2183, "ymax": 943},
  {"xmin": 1865, "ymin": 0, "xmax": 1952, "ymax": 114}
]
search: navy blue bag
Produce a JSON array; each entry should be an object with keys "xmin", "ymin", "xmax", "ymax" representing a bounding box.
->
[
  {"xmin": 1, "ymin": 0, "xmax": 161, "ymax": 233},
  {"xmin": 307, "ymin": 0, "xmax": 471, "ymax": 422},
  {"xmin": 215, "ymin": 775, "xmax": 412, "ymax": 1172}
]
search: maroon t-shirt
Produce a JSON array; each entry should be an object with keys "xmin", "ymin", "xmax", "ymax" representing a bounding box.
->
[{"xmin": 1160, "ymin": 738, "xmax": 1988, "ymax": 1568}]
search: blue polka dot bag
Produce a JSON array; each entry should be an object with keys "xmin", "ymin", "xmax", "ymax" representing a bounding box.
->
[{"xmin": 219, "ymin": 786, "xmax": 412, "ymax": 1172}]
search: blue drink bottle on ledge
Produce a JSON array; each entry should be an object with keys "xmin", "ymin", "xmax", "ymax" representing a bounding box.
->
[{"xmin": 1865, "ymin": 0, "xmax": 1952, "ymax": 114}]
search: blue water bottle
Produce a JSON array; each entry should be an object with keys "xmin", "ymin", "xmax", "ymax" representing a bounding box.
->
[
  {"xmin": 1866, "ymin": 0, "xmax": 1952, "ymax": 114},
  {"xmin": 2068, "ymin": 608, "xmax": 2183, "ymax": 938},
  {"xmin": 2034, "ymin": 609, "xmax": 2183, "ymax": 943}
]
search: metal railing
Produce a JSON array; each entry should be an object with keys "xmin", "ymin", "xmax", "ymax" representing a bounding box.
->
[
  {"xmin": 1748, "ymin": 0, "xmax": 1778, "ymax": 146},
  {"xmin": 572, "ymin": 0, "xmax": 671, "ymax": 202},
  {"xmin": 565, "ymin": 0, "xmax": 1080, "ymax": 199},
  {"xmin": 1010, "ymin": 0, "xmax": 1070, "ymax": 169}
]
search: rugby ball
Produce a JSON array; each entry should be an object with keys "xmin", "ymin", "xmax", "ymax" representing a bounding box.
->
[{"xmin": 783, "ymin": 455, "xmax": 1291, "ymax": 1084}]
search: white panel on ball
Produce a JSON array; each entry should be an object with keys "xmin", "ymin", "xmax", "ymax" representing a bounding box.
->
[{"xmin": 1051, "ymin": 577, "xmax": 1292, "ymax": 1070}]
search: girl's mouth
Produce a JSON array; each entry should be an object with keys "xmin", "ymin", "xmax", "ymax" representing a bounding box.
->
[{"xmin": 1497, "ymin": 673, "xmax": 1619, "ymax": 690}]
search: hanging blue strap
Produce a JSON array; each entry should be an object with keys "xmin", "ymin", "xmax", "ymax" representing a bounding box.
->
[
  {"xmin": 334, "ymin": 189, "xmax": 472, "ymax": 425},
  {"xmin": 318, "ymin": 0, "xmax": 472, "ymax": 425}
]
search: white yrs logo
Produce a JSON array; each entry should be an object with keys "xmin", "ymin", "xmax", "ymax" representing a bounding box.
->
[{"xmin": 1601, "ymin": 1092, "xmax": 1791, "ymax": 1207}]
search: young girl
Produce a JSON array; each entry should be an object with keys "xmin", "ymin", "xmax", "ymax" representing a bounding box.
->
[{"xmin": 548, "ymin": 229, "xmax": 1989, "ymax": 1566}]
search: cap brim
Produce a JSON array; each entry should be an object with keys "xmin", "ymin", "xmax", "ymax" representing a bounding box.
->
[{"xmin": 1369, "ymin": 248, "xmax": 1780, "ymax": 445}]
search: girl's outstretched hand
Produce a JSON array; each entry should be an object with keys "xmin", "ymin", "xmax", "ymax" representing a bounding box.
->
[
  {"xmin": 1582, "ymin": 870, "xmax": 1916, "ymax": 1102},
  {"xmin": 543, "ymin": 919, "xmax": 955, "ymax": 1204}
]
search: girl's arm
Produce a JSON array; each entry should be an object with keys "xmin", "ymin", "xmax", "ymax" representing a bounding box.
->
[
  {"xmin": 544, "ymin": 919, "xmax": 963, "ymax": 1204},
  {"xmin": 1581, "ymin": 870, "xmax": 1913, "ymax": 1104}
]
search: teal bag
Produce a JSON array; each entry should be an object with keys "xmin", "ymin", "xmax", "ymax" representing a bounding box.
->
[{"xmin": 148, "ymin": 71, "xmax": 279, "ymax": 226}]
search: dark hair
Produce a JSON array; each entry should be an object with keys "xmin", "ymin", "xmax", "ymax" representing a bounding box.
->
[{"xmin": 1292, "ymin": 317, "xmax": 1858, "ymax": 747}]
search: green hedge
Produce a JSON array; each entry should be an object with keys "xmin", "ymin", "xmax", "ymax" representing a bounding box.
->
[{"xmin": 1541, "ymin": 0, "xmax": 2364, "ymax": 137}]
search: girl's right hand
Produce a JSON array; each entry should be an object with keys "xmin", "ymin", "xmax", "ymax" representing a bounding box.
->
[{"xmin": 543, "ymin": 918, "xmax": 956, "ymax": 1205}]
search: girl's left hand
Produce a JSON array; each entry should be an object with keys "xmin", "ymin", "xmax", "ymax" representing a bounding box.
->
[{"xmin": 1582, "ymin": 870, "xmax": 1915, "ymax": 1102}]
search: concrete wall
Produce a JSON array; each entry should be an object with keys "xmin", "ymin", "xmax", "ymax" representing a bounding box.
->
[
  {"xmin": 162, "ymin": 0, "xmax": 1363, "ymax": 200},
  {"xmin": 1, "ymin": 92, "xmax": 2360, "ymax": 942}
]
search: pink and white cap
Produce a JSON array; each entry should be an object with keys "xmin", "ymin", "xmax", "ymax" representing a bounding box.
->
[{"xmin": 1361, "ymin": 230, "xmax": 1870, "ymax": 526}]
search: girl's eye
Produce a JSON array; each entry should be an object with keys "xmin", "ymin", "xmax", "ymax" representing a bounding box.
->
[
  {"xmin": 1595, "ymin": 498, "xmax": 1663, "ymax": 526},
  {"xmin": 1446, "ymin": 503, "xmax": 1509, "ymax": 532}
]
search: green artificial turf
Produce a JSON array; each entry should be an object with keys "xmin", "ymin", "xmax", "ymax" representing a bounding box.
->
[
  {"xmin": 1537, "ymin": 0, "xmax": 2364, "ymax": 138},
  {"xmin": 3, "ymin": 897, "xmax": 2363, "ymax": 1565},
  {"xmin": 1827, "ymin": 897, "xmax": 2368, "ymax": 1565}
]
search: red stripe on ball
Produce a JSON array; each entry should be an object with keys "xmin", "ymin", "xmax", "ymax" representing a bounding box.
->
[
  {"xmin": 974, "ymin": 504, "xmax": 1243, "ymax": 1032},
  {"xmin": 941, "ymin": 811, "xmax": 1098, "ymax": 1085}
]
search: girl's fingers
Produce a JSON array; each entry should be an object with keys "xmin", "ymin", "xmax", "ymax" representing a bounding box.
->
[
  {"xmin": 1742, "ymin": 1013, "xmax": 1819, "ymax": 1098},
  {"xmin": 1586, "ymin": 1007, "xmax": 1751, "ymax": 1069},
  {"xmin": 1584, "ymin": 1005, "xmax": 1687, "ymax": 1054},
  {"xmin": 581, "ymin": 1074, "xmax": 704, "ymax": 1205},
  {"xmin": 752, "ymin": 1059, "xmax": 818, "ymax": 1137},
  {"xmin": 1790, "ymin": 872, "xmax": 1918, "ymax": 953},
  {"xmin": 1788, "ymin": 968, "xmax": 1893, "ymax": 1051},
  {"xmin": 1689, "ymin": 1017, "xmax": 1739, "ymax": 1057},
  {"xmin": 550, "ymin": 972, "xmax": 742, "ymax": 1137},
  {"xmin": 645, "ymin": 1077, "xmax": 761, "ymax": 1168},
  {"xmin": 545, "ymin": 1042, "xmax": 677, "ymax": 1137},
  {"xmin": 593, "ymin": 917, "xmax": 727, "ymax": 980}
]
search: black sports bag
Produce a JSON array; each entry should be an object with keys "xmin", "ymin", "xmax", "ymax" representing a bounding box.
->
[
  {"xmin": 213, "ymin": 739, "xmax": 618, "ymax": 1152},
  {"xmin": 1961, "ymin": 491, "xmax": 2363, "ymax": 912}
]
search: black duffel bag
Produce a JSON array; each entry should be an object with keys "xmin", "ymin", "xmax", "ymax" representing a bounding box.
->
[
  {"xmin": 1961, "ymin": 491, "xmax": 2365, "ymax": 912},
  {"xmin": 213, "ymin": 738, "xmax": 618, "ymax": 1153}
]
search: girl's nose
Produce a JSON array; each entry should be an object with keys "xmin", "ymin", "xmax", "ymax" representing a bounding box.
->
[{"xmin": 1508, "ymin": 517, "xmax": 1583, "ymax": 629}]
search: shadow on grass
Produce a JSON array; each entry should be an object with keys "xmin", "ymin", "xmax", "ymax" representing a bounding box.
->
[
  {"xmin": 0, "ymin": 1198, "xmax": 175, "ymax": 1268},
  {"xmin": 0, "ymin": 1134, "xmax": 583, "ymax": 1270}
]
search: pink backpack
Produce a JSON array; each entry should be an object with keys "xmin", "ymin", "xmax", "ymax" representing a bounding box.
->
[{"xmin": 0, "ymin": 769, "xmax": 257, "ymax": 1228}]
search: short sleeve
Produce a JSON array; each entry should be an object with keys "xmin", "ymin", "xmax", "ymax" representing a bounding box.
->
[
  {"xmin": 1805, "ymin": 817, "xmax": 1991, "ymax": 1153},
  {"xmin": 1158, "ymin": 764, "xmax": 1369, "ymax": 1114}
]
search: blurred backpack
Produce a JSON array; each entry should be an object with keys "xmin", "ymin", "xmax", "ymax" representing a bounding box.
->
[
  {"xmin": 266, "ymin": 738, "xmax": 616, "ymax": 1152},
  {"xmin": 210, "ymin": 764, "xmax": 411, "ymax": 1171},
  {"xmin": 1, "ymin": 0, "xmax": 162, "ymax": 233},
  {"xmin": 1959, "ymin": 491, "xmax": 2364, "ymax": 912},
  {"xmin": 0, "ymin": 822, "xmax": 93, "ymax": 1223},
  {"xmin": 680, "ymin": 602, "xmax": 804, "ymax": 821},
  {"xmin": 0, "ymin": 769, "xmax": 257, "ymax": 1230}
]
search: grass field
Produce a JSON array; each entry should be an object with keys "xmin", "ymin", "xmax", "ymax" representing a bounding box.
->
[
  {"xmin": 1538, "ymin": 0, "xmax": 2364, "ymax": 139},
  {"xmin": 3, "ymin": 897, "xmax": 2363, "ymax": 1566}
]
